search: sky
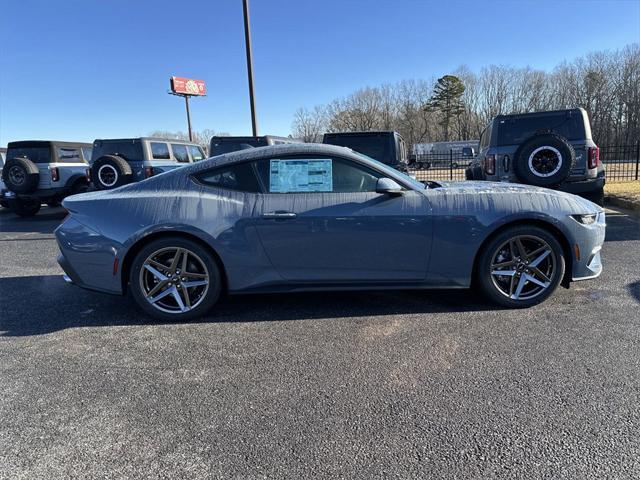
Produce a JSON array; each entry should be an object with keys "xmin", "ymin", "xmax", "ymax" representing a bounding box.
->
[{"xmin": 0, "ymin": 0, "xmax": 638, "ymax": 146}]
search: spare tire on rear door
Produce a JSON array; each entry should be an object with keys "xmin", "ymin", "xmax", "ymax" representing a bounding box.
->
[
  {"xmin": 2, "ymin": 157, "xmax": 40, "ymax": 194},
  {"xmin": 512, "ymin": 134, "xmax": 575, "ymax": 187},
  {"xmin": 91, "ymin": 155, "xmax": 132, "ymax": 190}
]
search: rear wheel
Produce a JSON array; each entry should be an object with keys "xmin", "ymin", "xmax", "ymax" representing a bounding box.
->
[
  {"xmin": 129, "ymin": 237, "xmax": 222, "ymax": 321},
  {"xmin": 476, "ymin": 226, "xmax": 565, "ymax": 308},
  {"xmin": 9, "ymin": 199, "xmax": 41, "ymax": 217}
]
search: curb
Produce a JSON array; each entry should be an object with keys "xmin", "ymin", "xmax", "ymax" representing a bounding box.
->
[{"xmin": 605, "ymin": 195, "xmax": 640, "ymax": 213}]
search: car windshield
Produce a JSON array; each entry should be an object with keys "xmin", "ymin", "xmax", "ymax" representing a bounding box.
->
[{"xmin": 351, "ymin": 151, "xmax": 425, "ymax": 190}]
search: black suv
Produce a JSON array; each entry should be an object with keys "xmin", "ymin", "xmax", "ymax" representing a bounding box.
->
[
  {"xmin": 466, "ymin": 108, "xmax": 605, "ymax": 205},
  {"xmin": 1, "ymin": 140, "xmax": 92, "ymax": 216},
  {"xmin": 322, "ymin": 131, "xmax": 408, "ymax": 171},
  {"xmin": 209, "ymin": 135, "xmax": 301, "ymax": 157}
]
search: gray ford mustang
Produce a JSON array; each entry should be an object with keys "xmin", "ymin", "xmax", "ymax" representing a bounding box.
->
[{"xmin": 56, "ymin": 144, "xmax": 605, "ymax": 320}]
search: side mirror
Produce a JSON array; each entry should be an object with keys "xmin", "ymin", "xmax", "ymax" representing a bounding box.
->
[{"xmin": 376, "ymin": 177, "xmax": 404, "ymax": 195}]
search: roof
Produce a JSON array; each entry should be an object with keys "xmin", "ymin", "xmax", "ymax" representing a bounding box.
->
[
  {"xmin": 192, "ymin": 143, "xmax": 413, "ymax": 187},
  {"xmin": 494, "ymin": 108, "xmax": 585, "ymax": 120},
  {"xmin": 210, "ymin": 135, "xmax": 295, "ymax": 142},
  {"xmin": 323, "ymin": 131, "xmax": 399, "ymax": 136},
  {"xmin": 93, "ymin": 137, "xmax": 202, "ymax": 145},
  {"xmin": 7, "ymin": 140, "xmax": 93, "ymax": 148}
]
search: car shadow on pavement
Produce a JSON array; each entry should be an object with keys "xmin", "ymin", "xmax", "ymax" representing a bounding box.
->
[
  {"xmin": 628, "ymin": 281, "xmax": 640, "ymax": 304},
  {"xmin": 0, "ymin": 274, "xmax": 497, "ymax": 337},
  {"xmin": 0, "ymin": 207, "xmax": 67, "ymax": 234}
]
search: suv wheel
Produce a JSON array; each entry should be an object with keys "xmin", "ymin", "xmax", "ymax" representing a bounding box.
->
[
  {"xmin": 91, "ymin": 155, "xmax": 132, "ymax": 190},
  {"xmin": 513, "ymin": 134, "xmax": 575, "ymax": 187},
  {"xmin": 9, "ymin": 199, "xmax": 41, "ymax": 217},
  {"xmin": 476, "ymin": 226, "xmax": 565, "ymax": 308},
  {"xmin": 2, "ymin": 158, "xmax": 40, "ymax": 194},
  {"xmin": 129, "ymin": 237, "xmax": 222, "ymax": 321}
]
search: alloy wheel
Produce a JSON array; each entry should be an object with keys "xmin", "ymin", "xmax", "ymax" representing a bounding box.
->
[
  {"xmin": 8, "ymin": 166, "xmax": 25, "ymax": 185},
  {"xmin": 528, "ymin": 146, "xmax": 562, "ymax": 178},
  {"xmin": 490, "ymin": 235, "xmax": 556, "ymax": 301},
  {"xmin": 98, "ymin": 164, "xmax": 118, "ymax": 187},
  {"xmin": 139, "ymin": 247, "xmax": 210, "ymax": 314}
]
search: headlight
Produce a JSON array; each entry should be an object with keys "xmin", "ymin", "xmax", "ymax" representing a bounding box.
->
[{"xmin": 571, "ymin": 213, "xmax": 598, "ymax": 225}]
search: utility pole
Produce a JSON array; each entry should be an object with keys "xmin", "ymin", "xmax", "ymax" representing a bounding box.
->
[
  {"xmin": 242, "ymin": 0, "xmax": 258, "ymax": 136},
  {"xmin": 184, "ymin": 96, "xmax": 193, "ymax": 141}
]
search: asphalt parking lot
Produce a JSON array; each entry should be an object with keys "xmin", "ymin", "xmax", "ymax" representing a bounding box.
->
[{"xmin": 1, "ymin": 206, "xmax": 639, "ymax": 479}]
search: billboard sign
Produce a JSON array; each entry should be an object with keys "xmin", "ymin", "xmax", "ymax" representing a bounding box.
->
[{"xmin": 170, "ymin": 77, "xmax": 206, "ymax": 96}]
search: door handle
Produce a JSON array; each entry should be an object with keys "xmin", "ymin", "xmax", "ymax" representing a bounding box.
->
[{"xmin": 261, "ymin": 211, "xmax": 297, "ymax": 219}]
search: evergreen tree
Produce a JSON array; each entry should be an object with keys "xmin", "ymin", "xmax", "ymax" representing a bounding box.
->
[{"xmin": 425, "ymin": 75, "xmax": 466, "ymax": 141}]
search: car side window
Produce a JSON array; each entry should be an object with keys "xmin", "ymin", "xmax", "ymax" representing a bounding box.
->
[
  {"xmin": 196, "ymin": 162, "xmax": 261, "ymax": 193},
  {"xmin": 255, "ymin": 155, "xmax": 382, "ymax": 193},
  {"xmin": 188, "ymin": 145, "xmax": 205, "ymax": 161},
  {"xmin": 171, "ymin": 144, "xmax": 190, "ymax": 163},
  {"xmin": 81, "ymin": 147, "xmax": 93, "ymax": 162},
  {"xmin": 150, "ymin": 142, "xmax": 170, "ymax": 160},
  {"xmin": 57, "ymin": 147, "xmax": 83, "ymax": 163}
]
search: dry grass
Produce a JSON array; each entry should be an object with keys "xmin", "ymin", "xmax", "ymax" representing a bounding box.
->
[{"xmin": 605, "ymin": 181, "xmax": 640, "ymax": 201}]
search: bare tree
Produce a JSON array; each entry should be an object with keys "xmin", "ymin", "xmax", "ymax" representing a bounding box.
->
[
  {"xmin": 291, "ymin": 106, "xmax": 327, "ymax": 142},
  {"xmin": 290, "ymin": 43, "xmax": 639, "ymax": 149}
]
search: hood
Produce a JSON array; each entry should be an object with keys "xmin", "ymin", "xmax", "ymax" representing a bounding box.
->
[{"xmin": 427, "ymin": 181, "xmax": 602, "ymax": 215}]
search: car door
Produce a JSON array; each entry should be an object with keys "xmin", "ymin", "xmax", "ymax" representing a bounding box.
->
[{"xmin": 252, "ymin": 154, "xmax": 432, "ymax": 282}]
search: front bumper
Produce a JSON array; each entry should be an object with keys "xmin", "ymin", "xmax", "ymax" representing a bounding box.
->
[{"xmin": 569, "ymin": 211, "xmax": 606, "ymax": 282}]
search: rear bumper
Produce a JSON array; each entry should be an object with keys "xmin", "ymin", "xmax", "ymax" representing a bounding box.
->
[
  {"xmin": 55, "ymin": 216, "xmax": 124, "ymax": 295},
  {"xmin": 558, "ymin": 176, "xmax": 605, "ymax": 195},
  {"xmin": 2, "ymin": 186, "xmax": 72, "ymax": 201}
]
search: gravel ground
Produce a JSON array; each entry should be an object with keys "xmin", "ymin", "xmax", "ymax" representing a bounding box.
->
[{"xmin": 1, "ymin": 206, "xmax": 639, "ymax": 479}]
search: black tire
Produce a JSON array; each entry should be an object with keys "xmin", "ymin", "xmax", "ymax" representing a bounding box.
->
[
  {"xmin": 2, "ymin": 157, "xmax": 40, "ymax": 194},
  {"xmin": 466, "ymin": 165, "xmax": 484, "ymax": 181},
  {"xmin": 46, "ymin": 200, "xmax": 61, "ymax": 208},
  {"xmin": 475, "ymin": 226, "xmax": 565, "ymax": 308},
  {"xmin": 70, "ymin": 179, "xmax": 89, "ymax": 195},
  {"xmin": 581, "ymin": 187, "xmax": 604, "ymax": 207},
  {"xmin": 8, "ymin": 199, "xmax": 41, "ymax": 217},
  {"xmin": 513, "ymin": 134, "xmax": 575, "ymax": 187},
  {"xmin": 129, "ymin": 237, "xmax": 222, "ymax": 321},
  {"xmin": 91, "ymin": 155, "xmax": 132, "ymax": 190}
]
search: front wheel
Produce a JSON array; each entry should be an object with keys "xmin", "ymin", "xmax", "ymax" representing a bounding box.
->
[
  {"xmin": 129, "ymin": 237, "xmax": 222, "ymax": 321},
  {"xmin": 476, "ymin": 226, "xmax": 565, "ymax": 308}
]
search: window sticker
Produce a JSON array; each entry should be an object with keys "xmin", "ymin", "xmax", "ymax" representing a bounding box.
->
[{"xmin": 269, "ymin": 159, "xmax": 333, "ymax": 193}]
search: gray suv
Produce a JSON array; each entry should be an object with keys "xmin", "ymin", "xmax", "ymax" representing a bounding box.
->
[
  {"xmin": 466, "ymin": 108, "xmax": 605, "ymax": 205},
  {"xmin": 90, "ymin": 137, "xmax": 206, "ymax": 190},
  {"xmin": 1, "ymin": 140, "xmax": 92, "ymax": 216}
]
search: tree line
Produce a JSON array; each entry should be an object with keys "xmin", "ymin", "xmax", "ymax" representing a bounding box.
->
[{"xmin": 291, "ymin": 43, "xmax": 639, "ymax": 149}]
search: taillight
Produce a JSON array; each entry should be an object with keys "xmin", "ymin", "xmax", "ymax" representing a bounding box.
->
[
  {"xmin": 588, "ymin": 147, "xmax": 600, "ymax": 169},
  {"xmin": 144, "ymin": 166, "xmax": 155, "ymax": 178},
  {"xmin": 50, "ymin": 167, "xmax": 59, "ymax": 182},
  {"xmin": 85, "ymin": 168, "xmax": 91, "ymax": 182},
  {"xmin": 484, "ymin": 154, "xmax": 496, "ymax": 175}
]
